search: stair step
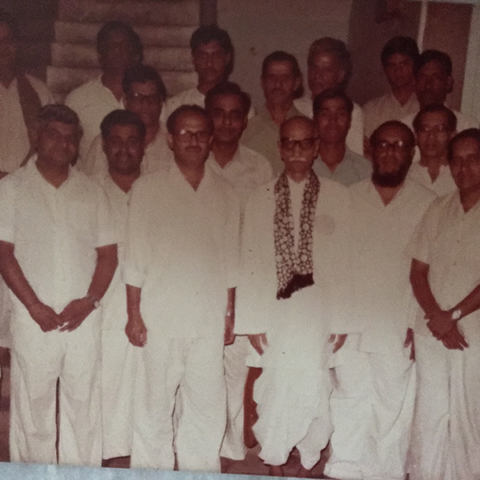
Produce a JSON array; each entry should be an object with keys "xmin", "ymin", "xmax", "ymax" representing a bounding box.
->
[
  {"xmin": 47, "ymin": 66, "xmax": 196, "ymax": 99},
  {"xmin": 55, "ymin": 21, "xmax": 195, "ymax": 47},
  {"xmin": 58, "ymin": 0, "xmax": 199, "ymax": 26},
  {"xmin": 51, "ymin": 43, "xmax": 193, "ymax": 71}
]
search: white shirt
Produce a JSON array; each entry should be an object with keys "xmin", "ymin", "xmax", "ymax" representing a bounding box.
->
[
  {"xmin": 407, "ymin": 192, "xmax": 480, "ymax": 337},
  {"xmin": 235, "ymin": 175, "xmax": 354, "ymax": 336},
  {"xmin": 0, "ymin": 75, "xmax": 53, "ymax": 173},
  {"xmin": 124, "ymin": 161, "xmax": 240, "ymax": 338},
  {"xmin": 0, "ymin": 158, "xmax": 116, "ymax": 314},
  {"xmin": 81, "ymin": 126, "xmax": 172, "ymax": 176},
  {"xmin": 363, "ymin": 91, "xmax": 419, "ymax": 138},
  {"xmin": 65, "ymin": 76, "xmax": 124, "ymax": 162},
  {"xmin": 349, "ymin": 178, "xmax": 436, "ymax": 354},
  {"xmin": 294, "ymin": 95, "xmax": 364, "ymax": 156},
  {"xmin": 407, "ymin": 162, "xmax": 457, "ymax": 197},
  {"xmin": 206, "ymin": 144, "xmax": 273, "ymax": 208},
  {"xmin": 93, "ymin": 173, "xmax": 131, "ymax": 330}
]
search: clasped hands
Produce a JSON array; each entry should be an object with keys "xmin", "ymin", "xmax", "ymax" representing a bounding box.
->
[{"xmin": 425, "ymin": 309, "xmax": 468, "ymax": 350}]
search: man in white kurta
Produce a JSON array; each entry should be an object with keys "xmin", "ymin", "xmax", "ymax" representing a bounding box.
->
[
  {"xmin": 124, "ymin": 105, "xmax": 240, "ymax": 472},
  {"xmin": 363, "ymin": 36, "xmax": 420, "ymax": 139},
  {"xmin": 325, "ymin": 121, "xmax": 435, "ymax": 480},
  {"xmin": 0, "ymin": 105, "xmax": 118, "ymax": 466},
  {"xmin": 204, "ymin": 82, "xmax": 273, "ymax": 462},
  {"xmin": 82, "ymin": 65, "xmax": 172, "ymax": 176},
  {"xmin": 407, "ymin": 129, "xmax": 480, "ymax": 480},
  {"xmin": 236, "ymin": 116, "xmax": 353, "ymax": 476},
  {"xmin": 65, "ymin": 21, "xmax": 143, "ymax": 161},
  {"xmin": 93, "ymin": 109, "xmax": 147, "ymax": 461},
  {"xmin": 408, "ymin": 104, "xmax": 457, "ymax": 196}
]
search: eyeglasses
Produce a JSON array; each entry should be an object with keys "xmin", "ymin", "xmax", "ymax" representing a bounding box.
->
[
  {"xmin": 280, "ymin": 137, "xmax": 316, "ymax": 151},
  {"xmin": 174, "ymin": 129, "xmax": 211, "ymax": 143},
  {"xmin": 374, "ymin": 139, "xmax": 409, "ymax": 152}
]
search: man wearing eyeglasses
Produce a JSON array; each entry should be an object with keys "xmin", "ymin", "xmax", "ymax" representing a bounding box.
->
[
  {"xmin": 124, "ymin": 104, "xmax": 240, "ymax": 472},
  {"xmin": 312, "ymin": 89, "xmax": 371, "ymax": 186},
  {"xmin": 236, "ymin": 116, "xmax": 353, "ymax": 477},
  {"xmin": 81, "ymin": 64, "xmax": 171, "ymax": 176},
  {"xmin": 325, "ymin": 121, "xmax": 435, "ymax": 480},
  {"xmin": 408, "ymin": 104, "xmax": 457, "ymax": 196}
]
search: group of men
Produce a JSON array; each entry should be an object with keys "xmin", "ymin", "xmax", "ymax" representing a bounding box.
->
[{"xmin": 1, "ymin": 7, "xmax": 480, "ymax": 480}]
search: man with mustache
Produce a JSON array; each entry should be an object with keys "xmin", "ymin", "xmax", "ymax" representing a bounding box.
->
[
  {"xmin": 236, "ymin": 116, "xmax": 353, "ymax": 477},
  {"xmin": 325, "ymin": 121, "xmax": 435, "ymax": 480},
  {"xmin": 242, "ymin": 51, "xmax": 304, "ymax": 175}
]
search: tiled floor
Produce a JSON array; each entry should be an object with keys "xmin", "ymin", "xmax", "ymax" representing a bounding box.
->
[{"xmin": 0, "ymin": 347, "xmax": 329, "ymax": 477}]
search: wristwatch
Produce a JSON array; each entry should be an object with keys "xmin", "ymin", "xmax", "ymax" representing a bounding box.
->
[
  {"xmin": 85, "ymin": 293, "xmax": 101, "ymax": 309},
  {"xmin": 451, "ymin": 308, "xmax": 462, "ymax": 321}
]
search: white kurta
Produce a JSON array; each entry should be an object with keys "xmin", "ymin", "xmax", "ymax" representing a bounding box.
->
[
  {"xmin": 207, "ymin": 145, "xmax": 273, "ymax": 461},
  {"xmin": 325, "ymin": 178, "xmax": 435, "ymax": 480},
  {"xmin": 235, "ymin": 175, "xmax": 354, "ymax": 469},
  {"xmin": 65, "ymin": 76, "xmax": 124, "ymax": 162},
  {"xmin": 407, "ymin": 162, "xmax": 457, "ymax": 197},
  {"xmin": 363, "ymin": 91, "xmax": 419, "ymax": 138},
  {"xmin": 406, "ymin": 193, "xmax": 480, "ymax": 480},
  {"xmin": 0, "ymin": 75, "xmax": 53, "ymax": 173},
  {"xmin": 124, "ymin": 162, "xmax": 240, "ymax": 472},
  {"xmin": 0, "ymin": 158, "xmax": 116, "ymax": 466},
  {"xmin": 93, "ymin": 173, "xmax": 136, "ymax": 459},
  {"xmin": 81, "ymin": 126, "xmax": 172, "ymax": 176},
  {"xmin": 294, "ymin": 95, "xmax": 364, "ymax": 156}
]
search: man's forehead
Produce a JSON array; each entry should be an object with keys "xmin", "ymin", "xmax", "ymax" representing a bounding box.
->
[
  {"xmin": 107, "ymin": 123, "xmax": 142, "ymax": 137},
  {"xmin": 130, "ymin": 80, "xmax": 158, "ymax": 94},
  {"xmin": 265, "ymin": 60, "xmax": 294, "ymax": 76},
  {"xmin": 419, "ymin": 111, "xmax": 448, "ymax": 126},
  {"xmin": 210, "ymin": 93, "xmax": 243, "ymax": 110},
  {"xmin": 281, "ymin": 119, "xmax": 314, "ymax": 138},
  {"xmin": 376, "ymin": 124, "xmax": 408, "ymax": 140},
  {"xmin": 453, "ymin": 137, "xmax": 480, "ymax": 156},
  {"xmin": 319, "ymin": 97, "xmax": 348, "ymax": 112},
  {"xmin": 174, "ymin": 111, "xmax": 209, "ymax": 130},
  {"xmin": 418, "ymin": 60, "xmax": 448, "ymax": 77},
  {"xmin": 195, "ymin": 39, "xmax": 225, "ymax": 53}
]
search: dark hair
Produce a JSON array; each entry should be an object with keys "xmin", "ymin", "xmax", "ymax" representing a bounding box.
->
[
  {"xmin": 415, "ymin": 49, "xmax": 452, "ymax": 77},
  {"xmin": 96, "ymin": 21, "xmax": 143, "ymax": 63},
  {"xmin": 0, "ymin": 7, "xmax": 19, "ymax": 41},
  {"xmin": 381, "ymin": 36, "xmax": 419, "ymax": 66},
  {"xmin": 204, "ymin": 81, "xmax": 251, "ymax": 116},
  {"xmin": 261, "ymin": 51, "xmax": 304, "ymax": 99},
  {"xmin": 36, "ymin": 104, "xmax": 82, "ymax": 138},
  {"xmin": 307, "ymin": 37, "xmax": 352, "ymax": 91},
  {"xmin": 190, "ymin": 24, "xmax": 234, "ymax": 55},
  {"xmin": 370, "ymin": 120, "xmax": 415, "ymax": 149},
  {"xmin": 166, "ymin": 104, "xmax": 213, "ymax": 135},
  {"xmin": 122, "ymin": 64, "xmax": 167, "ymax": 101},
  {"xmin": 412, "ymin": 104, "xmax": 457, "ymax": 133},
  {"xmin": 448, "ymin": 128, "xmax": 480, "ymax": 162},
  {"xmin": 100, "ymin": 109, "xmax": 146, "ymax": 140},
  {"xmin": 312, "ymin": 88, "xmax": 354, "ymax": 118}
]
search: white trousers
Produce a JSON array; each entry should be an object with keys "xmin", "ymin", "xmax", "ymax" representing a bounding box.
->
[
  {"xmin": 10, "ymin": 312, "xmax": 102, "ymax": 466},
  {"xmin": 131, "ymin": 335, "xmax": 227, "ymax": 472},
  {"xmin": 101, "ymin": 329, "xmax": 136, "ymax": 459},
  {"xmin": 220, "ymin": 335, "xmax": 249, "ymax": 460},
  {"xmin": 409, "ymin": 331, "xmax": 480, "ymax": 480},
  {"xmin": 325, "ymin": 349, "xmax": 415, "ymax": 480}
]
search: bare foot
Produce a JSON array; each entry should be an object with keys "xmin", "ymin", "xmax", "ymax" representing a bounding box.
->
[
  {"xmin": 296, "ymin": 465, "xmax": 313, "ymax": 478},
  {"xmin": 269, "ymin": 465, "xmax": 284, "ymax": 477}
]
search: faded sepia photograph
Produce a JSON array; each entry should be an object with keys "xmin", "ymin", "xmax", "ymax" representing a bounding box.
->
[{"xmin": 1, "ymin": 1, "xmax": 480, "ymax": 479}]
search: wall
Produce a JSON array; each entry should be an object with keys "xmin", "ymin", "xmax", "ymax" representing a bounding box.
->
[{"xmin": 218, "ymin": 0, "xmax": 353, "ymax": 109}]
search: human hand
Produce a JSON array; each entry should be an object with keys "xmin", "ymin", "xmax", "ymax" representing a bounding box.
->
[
  {"xmin": 426, "ymin": 309, "xmax": 455, "ymax": 339},
  {"xmin": 125, "ymin": 312, "xmax": 147, "ymax": 347},
  {"xmin": 59, "ymin": 297, "xmax": 94, "ymax": 332},
  {"xmin": 248, "ymin": 333, "xmax": 268, "ymax": 355},
  {"xmin": 27, "ymin": 302, "xmax": 62, "ymax": 332},
  {"xmin": 404, "ymin": 327, "xmax": 415, "ymax": 361},
  {"xmin": 329, "ymin": 333, "xmax": 348, "ymax": 353},
  {"xmin": 440, "ymin": 323, "xmax": 469, "ymax": 350}
]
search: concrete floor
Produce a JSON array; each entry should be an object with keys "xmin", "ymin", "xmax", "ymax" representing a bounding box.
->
[{"xmin": 0, "ymin": 347, "xmax": 330, "ymax": 478}]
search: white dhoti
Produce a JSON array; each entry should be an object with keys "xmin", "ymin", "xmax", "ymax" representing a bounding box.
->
[
  {"xmin": 221, "ymin": 335, "xmax": 249, "ymax": 460},
  {"xmin": 409, "ymin": 326, "xmax": 480, "ymax": 480},
  {"xmin": 326, "ymin": 345, "xmax": 415, "ymax": 480},
  {"xmin": 131, "ymin": 334, "xmax": 227, "ymax": 472},
  {"xmin": 253, "ymin": 287, "xmax": 333, "ymax": 469},
  {"xmin": 101, "ymin": 329, "xmax": 136, "ymax": 459},
  {"xmin": 9, "ymin": 312, "xmax": 102, "ymax": 466}
]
